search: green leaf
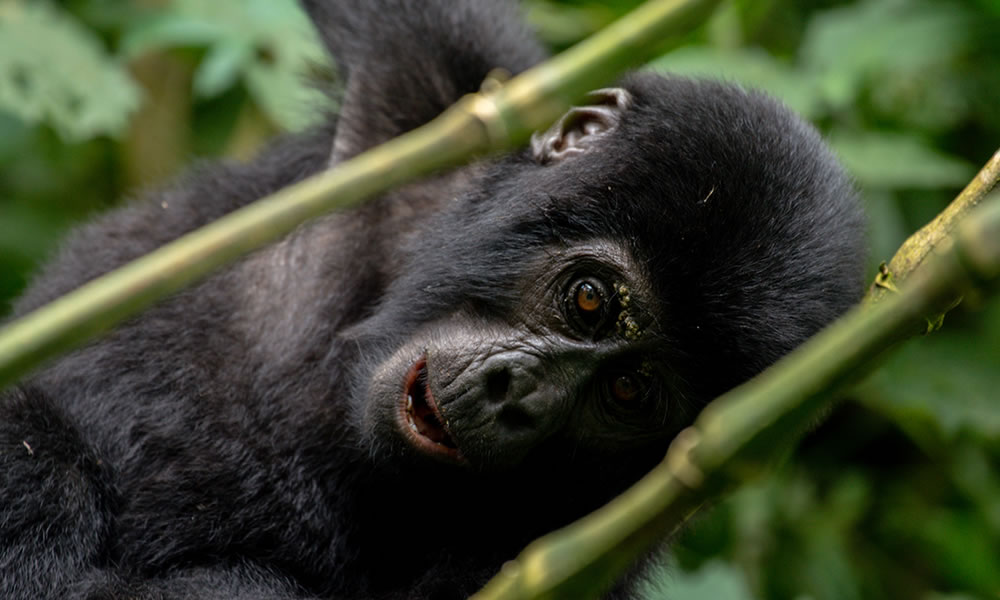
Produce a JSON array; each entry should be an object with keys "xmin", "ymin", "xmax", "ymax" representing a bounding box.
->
[
  {"xmin": 0, "ymin": 1, "xmax": 141, "ymax": 141},
  {"xmin": 122, "ymin": 0, "xmax": 331, "ymax": 131},
  {"xmin": 120, "ymin": 14, "xmax": 227, "ymax": 57},
  {"xmin": 644, "ymin": 560, "xmax": 755, "ymax": 600},
  {"xmin": 523, "ymin": 1, "xmax": 619, "ymax": 49},
  {"xmin": 862, "ymin": 190, "xmax": 909, "ymax": 270},
  {"xmin": 827, "ymin": 130, "xmax": 976, "ymax": 190},
  {"xmin": 243, "ymin": 33, "xmax": 330, "ymax": 131},
  {"xmin": 860, "ymin": 298, "xmax": 1000, "ymax": 442},
  {"xmin": 194, "ymin": 39, "xmax": 254, "ymax": 98},
  {"xmin": 800, "ymin": 0, "xmax": 970, "ymax": 109},
  {"xmin": 915, "ymin": 511, "xmax": 1000, "ymax": 591},
  {"xmin": 649, "ymin": 47, "xmax": 823, "ymax": 119}
]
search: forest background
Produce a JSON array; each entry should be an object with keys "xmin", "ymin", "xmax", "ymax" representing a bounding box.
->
[{"xmin": 1, "ymin": 0, "xmax": 998, "ymax": 598}]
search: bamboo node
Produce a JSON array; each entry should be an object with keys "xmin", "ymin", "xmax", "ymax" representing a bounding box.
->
[
  {"xmin": 466, "ymin": 91, "xmax": 509, "ymax": 147},
  {"xmin": 665, "ymin": 427, "xmax": 705, "ymax": 489}
]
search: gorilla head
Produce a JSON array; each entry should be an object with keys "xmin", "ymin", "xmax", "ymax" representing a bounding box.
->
[{"xmin": 354, "ymin": 74, "xmax": 862, "ymax": 479}]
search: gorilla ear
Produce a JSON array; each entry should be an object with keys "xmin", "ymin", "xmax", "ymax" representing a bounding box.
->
[{"xmin": 531, "ymin": 87, "xmax": 632, "ymax": 165}]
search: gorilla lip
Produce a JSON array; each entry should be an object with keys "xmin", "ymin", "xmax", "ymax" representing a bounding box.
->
[{"xmin": 400, "ymin": 357, "xmax": 461, "ymax": 460}]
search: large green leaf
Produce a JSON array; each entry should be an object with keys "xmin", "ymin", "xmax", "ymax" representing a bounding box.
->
[
  {"xmin": 800, "ymin": 0, "xmax": 970, "ymax": 110},
  {"xmin": 194, "ymin": 39, "xmax": 255, "ymax": 99},
  {"xmin": 827, "ymin": 130, "xmax": 976, "ymax": 190},
  {"xmin": 524, "ymin": 0, "xmax": 642, "ymax": 49},
  {"xmin": 0, "ymin": 1, "xmax": 141, "ymax": 141},
  {"xmin": 122, "ymin": 0, "xmax": 331, "ymax": 131},
  {"xmin": 860, "ymin": 298, "xmax": 1000, "ymax": 442},
  {"xmin": 644, "ymin": 560, "xmax": 755, "ymax": 600},
  {"xmin": 649, "ymin": 47, "xmax": 823, "ymax": 119}
]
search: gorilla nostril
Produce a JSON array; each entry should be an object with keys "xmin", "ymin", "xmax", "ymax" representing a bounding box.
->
[{"xmin": 485, "ymin": 368, "xmax": 511, "ymax": 404}]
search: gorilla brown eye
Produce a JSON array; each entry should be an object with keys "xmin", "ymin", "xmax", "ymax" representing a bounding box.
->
[
  {"xmin": 565, "ymin": 277, "xmax": 611, "ymax": 335},
  {"xmin": 576, "ymin": 282, "xmax": 603, "ymax": 313},
  {"xmin": 611, "ymin": 374, "xmax": 640, "ymax": 405}
]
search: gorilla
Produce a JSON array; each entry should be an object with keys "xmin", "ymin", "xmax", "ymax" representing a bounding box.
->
[{"xmin": 0, "ymin": 1, "xmax": 865, "ymax": 598}]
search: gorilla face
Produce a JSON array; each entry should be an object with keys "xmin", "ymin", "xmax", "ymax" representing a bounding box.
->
[{"xmin": 364, "ymin": 239, "xmax": 675, "ymax": 472}]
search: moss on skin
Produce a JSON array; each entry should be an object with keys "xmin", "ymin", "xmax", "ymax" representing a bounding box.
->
[
  {"xmin": 614, "ymin": 282, "xmax": 642, "ymax": 340},
  {"xmin": 637, "ymin": 360, "xmax": 654, "ymax": 378}
]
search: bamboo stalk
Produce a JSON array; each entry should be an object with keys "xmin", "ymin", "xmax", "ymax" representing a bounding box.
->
[{"xmin": 867, "ymin": 149, "xmax": 1000, "ymax": 303}]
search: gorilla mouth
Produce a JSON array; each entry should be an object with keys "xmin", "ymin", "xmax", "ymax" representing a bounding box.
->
[{"xmin": 401, "ymin": 357, "xmax": 461, "ymax": 460}]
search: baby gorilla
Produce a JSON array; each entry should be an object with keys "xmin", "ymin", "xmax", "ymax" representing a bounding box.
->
[{"xmin": 0, "ymin": 1, "xmax": 865, "ymax": 599}]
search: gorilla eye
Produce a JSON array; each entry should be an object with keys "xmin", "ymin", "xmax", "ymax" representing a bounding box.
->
[
  {"xmin": 610, "ymin": 374, "xmax": 640, "ymax": 406},
  {"xmin": 576, "ymin": 281, "xmax": 603, "ymax": 313},
  {"xmin": 565, "ymin": 277, "xmax": 612, "ymax": 335}
]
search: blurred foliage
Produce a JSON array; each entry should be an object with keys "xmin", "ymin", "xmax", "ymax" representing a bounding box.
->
[
  {"xmin": 0, "ymin": 0, "xmax": 998, "ymax": 598},
  {"xmin": 120, "ymin": 0, "xmax": 331, "ymax": 131},
  {"xmin": 0, "ymin": 2, "xmax": 141, "ymax": 141}
]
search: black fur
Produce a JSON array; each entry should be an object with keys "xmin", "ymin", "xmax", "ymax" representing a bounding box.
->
[{"xmin": 0, "ymin": 1, "xmax": 866, "ymax": 599}]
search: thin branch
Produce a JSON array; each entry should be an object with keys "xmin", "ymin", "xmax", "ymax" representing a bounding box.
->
[
  {"xmin": 471, "ymin": 197, "xmax": 1000, "ymax": 600},
  {"xmin": 867, "ymin": 148, "xmax": 1000, "ymax": 303},
  {"xmin": 0, "ymin": 0, "xmax": 721, "ymax": 391}
]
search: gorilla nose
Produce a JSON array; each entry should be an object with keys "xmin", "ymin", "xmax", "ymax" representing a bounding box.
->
[
  {"xmin": 483, "ymin": 354, "xmax": 538, "ymax": 404},
  {"xmin": 480, "ymin": 352, "xmax": 541, "ymax": 403},
  {"xmin": 477, "ymin": 353, "xmax": 565, "ymax": 430}
]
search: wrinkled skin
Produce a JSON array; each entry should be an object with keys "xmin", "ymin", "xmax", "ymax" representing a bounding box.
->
[{"xmin": 0, "ymin": 1, "xmax": 866, "ymax": 599}]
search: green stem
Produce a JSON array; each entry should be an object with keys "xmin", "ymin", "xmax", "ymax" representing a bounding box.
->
[{"xmin": 867, "ymin": 148, "xmax": 1000, "ymax": 303}]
